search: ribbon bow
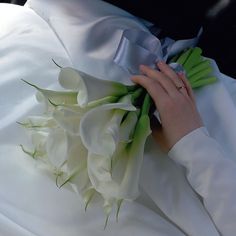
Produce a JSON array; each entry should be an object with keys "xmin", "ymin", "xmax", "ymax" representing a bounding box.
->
[{"xmin": 113, "ymin": 28, "xmax": 202, "ymax": 74}]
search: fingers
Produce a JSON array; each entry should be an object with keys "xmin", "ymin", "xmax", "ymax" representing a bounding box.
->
[
  {"xmin": 157, "ymin": 61, "xmax": 184, "ymax": 87},
  {"xmin": 139, "ymin": 64, "xmax": 179, "ymax": 97},
  {"xmin": 131, "ymin": 62, "xmax": 201, "ymax": 151},
  {"xmin": 178, "ymin": 72, "xmax": 195, "ymax": 102},
  {"xmin": 157, "ymin": 61, "xmax": 191, "ymax": 97},
  {"xmin": 131, "ymin": 62, "xmax": 197, "ymax": 112},
  {"xmin": 131, "ymin": 74, "xmax": 168, "ymax": 108}
]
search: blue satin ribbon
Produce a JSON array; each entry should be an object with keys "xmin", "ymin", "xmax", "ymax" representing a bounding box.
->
[{"xmin": 113, "ymin": 28, "xmax": 202, "ymax": 75}]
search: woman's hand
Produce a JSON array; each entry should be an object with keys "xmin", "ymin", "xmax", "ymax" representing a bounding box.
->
[{"xmin": 131, "ymin": 61, "xmax": 203, "ymax": 151}]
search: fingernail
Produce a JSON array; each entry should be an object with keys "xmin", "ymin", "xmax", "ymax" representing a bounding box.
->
[
  {"xmin": 139, "ymin": 65, "xmax": 147, "ymax": 74},
  {"xmin": 130, "ymin": 76, "xmax": 135, "ymax": 82},
  {"xmin": 140, "ymin": 64, "xmax": 146, "ymax": 70},
  {"xmin": 177, "ymin": 71, "xmax": 184, "ymax": 76},
  {"xmin": 157, "ymin": 61, "xmax": 165, "ymax": 65}
]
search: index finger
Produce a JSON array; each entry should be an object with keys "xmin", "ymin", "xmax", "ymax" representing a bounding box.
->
[{"xmin": 131, "ymin": 75, "xmax": 169, "ymax": 108}]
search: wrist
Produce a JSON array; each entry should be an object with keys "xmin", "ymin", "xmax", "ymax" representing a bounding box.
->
[{"xmin": 168, "ymin": 126, "xmax": 208, "ymax": 159}]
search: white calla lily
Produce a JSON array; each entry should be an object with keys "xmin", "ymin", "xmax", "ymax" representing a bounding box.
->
[
  {"xmin": 35, "ymin": 89, "xmax": 77, "ymax": 105},
  {"xmin": 22, "ymin": 80, "xmax": 77, "ymax": 109},
  {"xmin": 52, "ymin": 105, "xmax": 86, "ymax": 135},
  {"xmin": 55, "ymin": 133, "xmax": 92, "ymax": 198},
  {"xmin": 21, "ymin": 67, "xmax": 152, "ymax": 224},
  {"xmin": 58, "ymin": 68, "xmax": 134, "ymax": 107},
  {"xmin": 80, "ymin": 96, "xmax": 136, "ymax": 156},
  {"xmin": 18, "ymin": 115, "xmax": 57, "ymax": 129},
  {"xmin": 20, "ymin": 43, "xmax": 217, "ymax": 226},
  {"xmin": 28, "ymin": 130, "xmax": 49, "ymax": 158},
  {"xmin": 87, "ymin": 114, "xmax": 151, "ymax": 200},
  {"xmin": 46, "ymin": 128, "xmax": 68, "ymax": 169},
  {"xmin": 119, "ymin": 110, "xmax": 139, "ymax": 142}
]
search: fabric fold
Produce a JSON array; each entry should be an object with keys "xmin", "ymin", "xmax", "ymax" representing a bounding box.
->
[{"xmin": 0, "ymin": 0, "xmax": 236, "ymax": 235}]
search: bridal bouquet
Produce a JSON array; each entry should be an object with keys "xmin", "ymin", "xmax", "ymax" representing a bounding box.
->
[{"xmin": 19, "ymin": 46, "xmax": 217, "ymax": 227}]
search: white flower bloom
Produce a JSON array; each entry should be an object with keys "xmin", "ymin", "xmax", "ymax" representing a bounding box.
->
[
  {"xmin": 29, "ymin": 130, "xmax": 49, "ymax": 158},
  {"xmin": 21, "ymin": 69, "xmax": 152, "ymax": 223},
  {"xmin": 35, "ymin": 89, "xmax": 77, "ymax": 106},
  {"xmin": 26, "ymin": 121, "xmax": 92, "ymax": 198},
  {"xmin": 63, "ymin": 133, "xmax": 90, "ymax": 194},
  {"xmin": 51, "ymin": 97, "xmax": 123, "ymax": 136},
  {"xmin": 23, "ymin": 80, "xmax": 78, "ymax": 105},
  {"xmin": 52, "ymin": 105, "xmax": 86, "ymax": 136},
  {"xmin": 58, "ymin": 68, "xmax": 133, "ymax": 107},
  {"xmin": 87, "ymin": 114, "xmax": 151, "ymax": 201},
  {"xmin": 18, "ymin": 115, "xmax": 57, "ymax": 129},
  {"xmin": 79, "ymin": 95, "xmax": 136, "ymax": 157},
  {"xmin": 46, "ymin": 128, "xmax": 68, "ymax": 169}
]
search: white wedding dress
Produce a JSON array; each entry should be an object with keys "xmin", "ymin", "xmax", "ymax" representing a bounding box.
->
[{"xmin": 0, "ymin": 0, "xmax": 236, "ymax": 235}]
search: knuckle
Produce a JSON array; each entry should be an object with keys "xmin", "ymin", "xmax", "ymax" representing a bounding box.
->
[
  {"xmin": 147, "ymin": 69, "xmax": 159, "ymax": 78},
  {"xmin": 139, "ymin": 77, "xmax": 158, "ymax": 95},
  {"xmin": 132, "ymin": 75, "xmax": 146, "ymax": 86}
]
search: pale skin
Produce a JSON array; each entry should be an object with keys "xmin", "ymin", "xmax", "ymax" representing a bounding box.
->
[{"xmin": 131, "ymin": 61, "xmax": 203, "ymax": 152}]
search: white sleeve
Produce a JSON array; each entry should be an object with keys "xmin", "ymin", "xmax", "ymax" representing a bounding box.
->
[{"xmin": 168, "ymin": 127, "xmax": 236, "ymax": 236}]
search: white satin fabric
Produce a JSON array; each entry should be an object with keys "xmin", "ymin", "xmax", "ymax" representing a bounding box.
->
[
  {"xmin": 0, "ymin": 1, "xmax": 236, "ymax": 235},
  {"xmin": 169, "ymin": 127, "xmax": 236, "ymax": 236}
]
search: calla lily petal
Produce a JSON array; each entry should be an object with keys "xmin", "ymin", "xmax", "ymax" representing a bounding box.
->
[
  {"xmin": 119, "ymin": 115, "xmax": 151, "ymax": 198},
  {"xmin": 29, "ymin": 130, "xmax": 49, "ymax": 158},
  {"xmin": 46, "ymin": 128, "xmax": 68, "ymax": 168},
  {"xmin": 119, "ymin": 110, "xmax": 139, "ymax": 142},
  {"xmin": 18, "ymin": 116, "xmax": 57, "ymax": 129},
  {"xmin": 59, "ymin": 68, "xmax": 130, "ymax": 107},
  {"xmin": 80, "ymin": 101, "xmax": 136, "ymax": 156},
  {"xmin": 87, "ymin": 114, "xmax": 151, "ymax": 200},
  {"xmin": 52, "ymin": 106, "xmax": 86, "ymax": 135},
  {"xmin": 22, "ymin": 79, "xmax": 78, "ymax": 105},
  {"xmin": 60, "ymin": 134, "xmax": 91, "ymax": 195}
]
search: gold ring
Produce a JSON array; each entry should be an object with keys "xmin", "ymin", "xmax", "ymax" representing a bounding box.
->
[{"xmin": 177, "ymin": 85, "xmax": 186, "ymax": 90}]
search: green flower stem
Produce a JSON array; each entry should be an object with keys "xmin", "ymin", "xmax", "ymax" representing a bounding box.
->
[
  {"xmin": 141, "ymin": 92, "xmax": 152, "ymax": 116},
  {"xmin": 191, "ymin": 76, "xmax": 217, "ymax": 89},
  {"xmin": 127, "ymin": 84, "xmax": 139, "ymax": 92},
  {"xmin": 128, "ymin": 114, "xmax": 151, "ymax": 157},
  {"xmin": 188, "ymin": 67, "xmax": 213, "ymax": 84},
  {"xmin": 131, "ymin": 87, "xmax": 144, "ymax": 104},
  {"xmin": 183, "ymin": 47, "xmax": 202, "ymax": 73},
  {"xmin": 187, "ymin": 59, "xmax": 211, "ymax": 78},
  {"xmin": 176, "ymin": 48, "xmax": 192, "ymax": 65},
  {"xmin": 87, "ymin": 96, "xmax": 118, "ymax": 108}
]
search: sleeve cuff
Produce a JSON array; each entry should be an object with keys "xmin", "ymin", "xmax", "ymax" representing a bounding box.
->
[{"xmin": 168, "ymin": 127, "xmax": 210, "ymax": 163}]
